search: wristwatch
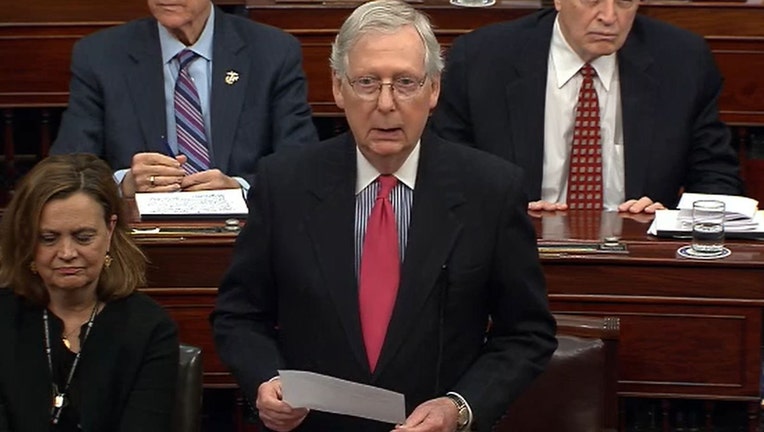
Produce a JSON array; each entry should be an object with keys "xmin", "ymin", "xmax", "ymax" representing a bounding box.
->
[{"xmin": 446, "ymin": 393, "xmax": 470, "ymax": 431}]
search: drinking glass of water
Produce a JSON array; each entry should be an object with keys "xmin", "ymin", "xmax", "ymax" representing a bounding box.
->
[{"xmin": 691, "ymin": 200, "xmax": 725, "ymax": 255}]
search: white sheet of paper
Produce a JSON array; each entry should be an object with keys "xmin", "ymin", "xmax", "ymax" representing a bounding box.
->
[
  {"xmin": 134, "ymin": 189, "xmax": 247, "ymax": 217},
  {"xmin": 278, "ymin": 370, "xmax": 406, "ymax": 425}
]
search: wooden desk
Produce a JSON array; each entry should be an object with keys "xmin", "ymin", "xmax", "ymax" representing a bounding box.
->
[
  {"xmin": 133, "ymin": 211, "xmax": 764, "ymax": 416},
  {"xmin": 536, "ymin": 212, "xmax": 763, "ymax": 405},
  {"xmin": 131, "ymin": 221, "xmax": 239, "ymax": 388}
]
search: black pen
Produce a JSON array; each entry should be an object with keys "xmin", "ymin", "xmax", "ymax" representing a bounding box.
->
[{"xmin": 161, "ymin": 135, "xmax": 176, "ymax": 157}]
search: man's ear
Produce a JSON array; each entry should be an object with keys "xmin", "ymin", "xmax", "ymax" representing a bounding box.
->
[
  {"xmin": 428, "ymin": 74, "xmax": 441, "ymax": 111},
  {"xmin": 332, "ymin": 73, "xmax": 346, "ymax": 109}
]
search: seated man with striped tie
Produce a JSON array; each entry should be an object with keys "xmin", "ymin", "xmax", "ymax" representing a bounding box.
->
[
  {"xmin": 51, "ymin": 0, "xmax": 317, "ymax": 197},
  {"xmin": 430, "ymin": 0, "xmax": 743, "ymax": 214},
  {"xmin": 211, "ymin": 1, "xmax": 557, "ymax": 431}
]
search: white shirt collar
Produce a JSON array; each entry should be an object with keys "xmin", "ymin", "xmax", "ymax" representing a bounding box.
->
[
  {"xmin": 550, "ymin": 15, "xmax": 616, "ymax": 91},
  {"xmin": 355, "ymin": 142, "xmax": 420, "ymax": 194}
]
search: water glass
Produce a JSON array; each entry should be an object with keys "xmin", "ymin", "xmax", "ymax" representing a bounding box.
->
[{"xmin": 691, "ymin": 200, "xmax": 725, "ymax": 254}]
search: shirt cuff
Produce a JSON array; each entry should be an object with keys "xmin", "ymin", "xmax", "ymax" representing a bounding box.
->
[
  {"xmin": 232, "ymin": 176, "xmax": 250, "ymax": 197},
  {"xmin": 114, "ymin": 168, "xmax": 129, "ymax": 187}
]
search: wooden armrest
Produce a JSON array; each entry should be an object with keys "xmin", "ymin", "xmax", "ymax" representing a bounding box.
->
[{"xmin": 554, "ymin": 313, "xmax": 620, "ymax": 340}]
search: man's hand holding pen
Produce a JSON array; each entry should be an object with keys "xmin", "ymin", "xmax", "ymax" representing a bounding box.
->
[
  {"xmin": 121, "ymin": 152, "xmax": 185, "ymax": 197},
  {"xmin": 120, "ymin": 152, "xmax": 241, "ymax": 197}
]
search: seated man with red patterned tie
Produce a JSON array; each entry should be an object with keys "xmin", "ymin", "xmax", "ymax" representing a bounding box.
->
[
  {"xmin": 50, "ymin": 0, "xmax": 318, "ymax": 197},
  {"xmin": 430, "ymin": 0, "xmax": 743, "ymax": 214},
  {"xmin": 211, "ymin": 1, "xmax": 557, "ymax": 431}
]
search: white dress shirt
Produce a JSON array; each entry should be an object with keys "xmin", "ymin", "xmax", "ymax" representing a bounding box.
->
[{"xmin": 542, "ymin": 17, "xmax": 625, "ymax": 210}]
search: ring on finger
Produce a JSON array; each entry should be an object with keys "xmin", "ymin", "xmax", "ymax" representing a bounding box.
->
[{"xmin": 149, "ymin": 175, "xmax": 156, "ymax": 187}]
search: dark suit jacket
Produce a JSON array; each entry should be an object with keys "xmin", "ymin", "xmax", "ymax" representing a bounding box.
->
[
  {"xmin": 51, "ymin": 7, "xmax": 318, "ymax": 186},
  {"xmin": 430, "ymin": 9, "xmax": 743, "ymax": 208},
  {"xmin": 211, "ymin": 131, "xmax": 557, "ymax": 432},
  {"xmin": 0, "ymin": 291, "xmax": 179, "ymax": 432}
]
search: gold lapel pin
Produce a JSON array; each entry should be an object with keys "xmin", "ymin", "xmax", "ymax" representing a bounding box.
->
[{"xmin": 225, "ymin": 70, "xmax": 240, "ymax": 85}]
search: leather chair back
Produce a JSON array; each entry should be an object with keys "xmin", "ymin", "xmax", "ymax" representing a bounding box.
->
[
  {"xmin": 173, "ymin": 344, "xmax": 203, "ymax": 432},
  {"xmin": 495, "ymin": 314, "xmax": 620, "ymax": 432}
]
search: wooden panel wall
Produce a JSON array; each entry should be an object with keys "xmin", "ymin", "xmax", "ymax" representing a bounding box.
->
[
  {"xmin": 5, "ymin": 0, "xmax": 243, "ymax": 23},
  {"xmin": 248, "ymin": 1, "xmax": 764, "ymax": 124},
  {"xmin": 2, "ymin": 2, "xmax": 763, "ymax": 120}
]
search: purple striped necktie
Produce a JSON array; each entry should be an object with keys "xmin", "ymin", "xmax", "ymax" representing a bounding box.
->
[{"xmin": 174, "ymin": 49, "xmax": 210, "ymax": 174}]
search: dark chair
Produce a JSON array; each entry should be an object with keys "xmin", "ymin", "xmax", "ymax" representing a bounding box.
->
[
  {"xmin": 173, "ymin": 344, "xmax": 203, "ymax": 432},
  {"xmin": 0, "ymin": 398, "xmax": 8, "ymax": 432},
  {"xmin": 495, "ymin": 314, "xmax": 620, "ymax": 432}
]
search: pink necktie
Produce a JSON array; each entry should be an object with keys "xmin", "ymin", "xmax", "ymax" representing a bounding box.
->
[
  {"xmin": 567, "ymin": 63, "xmax": 603, "ymax": 210},
  {"xmin": 359, "ymin": 175, "xmax": 400, "ymax": 372}
]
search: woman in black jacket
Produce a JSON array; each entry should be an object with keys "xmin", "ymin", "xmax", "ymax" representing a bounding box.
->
[{"xmin": 0, "ymin": 154, "xmax": 178, "ymax": 431}]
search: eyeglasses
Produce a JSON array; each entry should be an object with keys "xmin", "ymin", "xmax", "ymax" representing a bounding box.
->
[
  {"xmin": 345, "ymin": 75, "xmax": 428, "ymax": 101},
  {"xmin": 580, "ymin": 0, "xmax": 637, "ymax": 9}
]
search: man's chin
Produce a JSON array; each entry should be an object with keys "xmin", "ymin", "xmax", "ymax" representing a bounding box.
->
[
  {"xmin": 155, "ymin": 14, "xmax": 189, "ymax": 30},
  {"xmin": 585, "ymin": 41, "xmax": 621, "ymax": 58},
  {"xmin": 368, "ymin": 141, "xmax": 406, "ymax": 156}
]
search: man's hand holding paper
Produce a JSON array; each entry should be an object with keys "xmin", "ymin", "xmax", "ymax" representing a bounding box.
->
[{"xmin": 256, "ymin": 378, "xmax": 309, "ymax": 432}]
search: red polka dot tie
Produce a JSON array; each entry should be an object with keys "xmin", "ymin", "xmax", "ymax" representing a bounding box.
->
[{"xmin": 566, "ymin": 63, "xmax": 603, "ymax": 210}]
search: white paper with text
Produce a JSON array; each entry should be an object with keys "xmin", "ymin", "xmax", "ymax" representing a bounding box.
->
[{"xmin": 134, "ymin": 189, "xmax": 247, "ymax": 218}]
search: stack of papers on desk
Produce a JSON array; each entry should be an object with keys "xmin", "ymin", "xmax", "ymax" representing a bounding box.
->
[
  {"xmin": 648, "ymin": 209, "xmax": 764, "ymax": 239},
  {"xmin": 135, "ymin": 189, "xmax": 248, "ymax": 220},
  {"xmin": 647, "ymin": 191, "xmax": 763, "ymax": 238},
  {"xmin": 676, "ymin": 193, "xmax": 760, "ymax": 229}
]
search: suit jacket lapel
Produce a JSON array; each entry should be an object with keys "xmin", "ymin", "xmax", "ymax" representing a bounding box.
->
[
  {"xmin": 374, "ymin": 132, "xmax": 465, "ymax": 377},
  {"xmin": 505, "ymin": 13, "xmax": 555, "ymax": 200},
  {"xmin": 210, "ymin": 8, "xmax": 247, "ymax": 173},
  {"xmin": 303, "ymin": 135, "xmax": 369, "ymax": 372},
  {"xmin": 126, "ymin": 19, "xmax": 166, "ymax": 153},
  {"xmin": 619, "ymin": 27, "xmax": 656, "ymax": 200}
]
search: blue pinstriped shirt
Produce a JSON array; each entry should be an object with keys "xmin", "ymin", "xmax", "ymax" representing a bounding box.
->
[{"xmin": 354, "ymin": 143, "xmax": 419, "ymax": 277}]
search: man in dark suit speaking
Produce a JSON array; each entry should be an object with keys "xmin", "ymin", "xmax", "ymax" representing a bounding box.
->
[
  {"xmin": 431, "ymin": 0, "xmax": 742, "ymax": 213},
  {"xmin": 211, "ymin": 0, "xmax": 557, "ymax": 431},
  {"xmin": 51, "ymin": 0, "xmax": 317, "ymax": 196}
]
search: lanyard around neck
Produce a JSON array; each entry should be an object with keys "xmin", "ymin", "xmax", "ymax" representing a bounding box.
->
[{"xmin": 43, "ymin": 302, "xmax": 98, "ymax": 425}]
